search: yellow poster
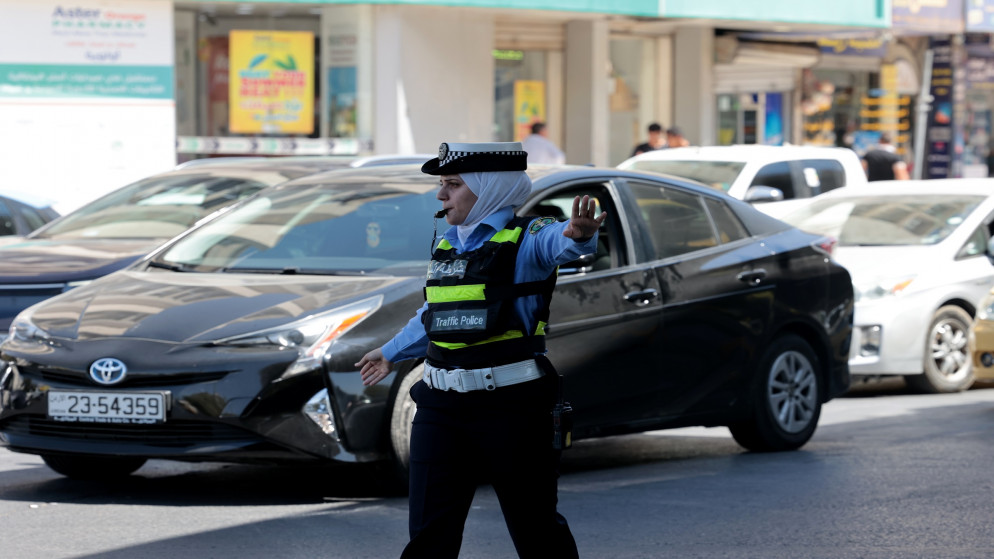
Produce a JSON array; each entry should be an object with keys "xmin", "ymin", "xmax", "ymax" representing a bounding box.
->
[
  {"xmin": 514, "ymin": 80, "xmax": 546, "ymax": 142},
  {"xmin": 229, "ymin": 30, "xmax": 314, "ymax": 134}
]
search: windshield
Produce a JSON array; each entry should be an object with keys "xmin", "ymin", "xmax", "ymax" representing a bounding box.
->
[
  {"xmin": 780, "ymin": 195, "xmax": 984, "ymax": 246},
  {"xmin": 622, "ymin": 160, "xmax": 745, "ymax": 193},
  {"xmin": 155, "ymin": 182, "xmax": 447, "ymax": 276},
  {"xmin": 36, "ymin": 174, "xmax": 268, "ymax": 240}
]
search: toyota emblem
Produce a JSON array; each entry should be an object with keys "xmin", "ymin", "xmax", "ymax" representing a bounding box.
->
[{"xmin": 89, "ymin": 358, "xmax": 128, "ymax": 385}]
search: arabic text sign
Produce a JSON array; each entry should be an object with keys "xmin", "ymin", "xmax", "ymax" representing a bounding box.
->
[{"xmin": 229, "ymin": 30, "xmax": 314, "ymax": 134}]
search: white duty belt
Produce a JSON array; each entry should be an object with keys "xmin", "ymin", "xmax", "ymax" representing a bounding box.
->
[{"xmin": 423, "ymin": 359, "xmax": 544, "ymax": 392}]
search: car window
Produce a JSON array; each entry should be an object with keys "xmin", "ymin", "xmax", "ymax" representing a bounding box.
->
[
  {"xmin": 159, "ymin": 184, "xmax": 445, "ymax": 274},
  {"xmin": 750, "ymin": 161, "xmax": 795, "ymax": 199},
  {"xmin": 37, "ymin": 175, "xmax": 268, "ymax": 240},
  {"xmin": 8, "ymin": 198, "xmax": 52, "ymax": 231},
  {"xmin": 957, "ymin": 225, "xmax": 988, "ymax": 259},
  {"xmin": 629, "ymin": 182, "xmax": 717, "ymax": 260},
  {"xmin": 522, "ymin": 183, "xmax": 623, "ymax": 273},
  {"xmin": 0, "ymin": 200, "xmax": 15, "ymax": 235},
  {"xmin": 802, "ymin": 159, "xmax": 847, "ymax": 194},
  {"xmin": 705, "ymin": 198, "xmax": 750, "ymax": 243},
  {"xmin": 782, "ymin": 195, "xmax": 984, "ymax": 246}
]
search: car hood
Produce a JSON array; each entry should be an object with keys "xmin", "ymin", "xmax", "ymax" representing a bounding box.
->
[
  {"xmin": 28, "ymin": 270, "xmax": 418, "ymax": 343},
  {"xmin": 0, "ymin": 239, "xmax": 160, "ymax": 282},
  {"xmin": 831, "ymin": 245, "xmax": 937, "ymax": 280}
]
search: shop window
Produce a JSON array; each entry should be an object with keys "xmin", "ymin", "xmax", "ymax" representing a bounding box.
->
[{"xmin": 494, "ymin": 50, "xmax": 548, "ymax": 142}]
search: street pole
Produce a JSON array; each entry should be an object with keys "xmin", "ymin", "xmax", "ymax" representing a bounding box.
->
[{"xmin": 913, "ymin": 49, "xmax": 934, "ymax": 180}]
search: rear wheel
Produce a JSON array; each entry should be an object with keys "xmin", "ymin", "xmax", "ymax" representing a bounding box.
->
[
  {"xmin": 42, "ymin": 454, "xmax": 147, "ymax": 480},
  {"xmin": 729, "ymin": 334, "xmax": 822, "ymax": 452},
  {"xmin": 906, "ymin": 305, "xmax": 974, "ymax": 394}
]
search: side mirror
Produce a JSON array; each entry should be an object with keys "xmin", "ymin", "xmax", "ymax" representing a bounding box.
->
[
  {"xmin": 744, "ymin": 185, "xmax": 786, "ymax": 203},
  {"xmin": 559, "ymin": 252, "xmax": 595, "ymax": 275}
]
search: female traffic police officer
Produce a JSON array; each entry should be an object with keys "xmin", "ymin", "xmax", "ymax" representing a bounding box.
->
[{"xmin": 356, "ymin": 141, "xmax": 605, "ymax": 558}]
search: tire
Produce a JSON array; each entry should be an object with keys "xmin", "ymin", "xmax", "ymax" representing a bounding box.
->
[
  {"xmin": 729, "ymin": 334, "xmax": 822, "ymax": 452},
  {"xmin": 386, "ymin": 364, "xmax": 422, "ymax": 493},
  {"xmin": 42, "ymin": 454, "xmax": 147, "ymax": 480},
  {"xmin": 906, "ymin": 305, "xmax": 974, "ymax": 394}
]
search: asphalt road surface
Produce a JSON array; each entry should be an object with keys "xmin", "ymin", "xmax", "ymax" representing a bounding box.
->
[{"xmin": 2, "ymin": 379, "xmax": 993, "ymax": 558}]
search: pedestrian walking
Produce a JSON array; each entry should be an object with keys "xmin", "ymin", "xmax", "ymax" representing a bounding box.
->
[
  {"xmin": 862, "ymin": 133, "xmax": 910, "ymax": 181},
  {"xmin": 356, "ymin": 141, "xmax": 605, "ymax": 558},
  {"xmin": 521, "ymin": 122, "xmax": 566, "ymax": 165},
  {"xmin": 631, "ymin": 122, "xmax": 665, "ymax": 156}
]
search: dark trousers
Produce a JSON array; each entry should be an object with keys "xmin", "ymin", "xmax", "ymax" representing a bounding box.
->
[{"xmin": 401, "ymin": 378, "xmax": 578, "ymax": 559}]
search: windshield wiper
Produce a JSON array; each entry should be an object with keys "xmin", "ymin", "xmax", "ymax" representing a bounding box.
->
[
  {"xmin": 220, "ymin": 266, "xmax": 368, "ymax": 276},
  {"xmin": 147, "ymin": 260, "xmax": 192, "ymax": 272}
]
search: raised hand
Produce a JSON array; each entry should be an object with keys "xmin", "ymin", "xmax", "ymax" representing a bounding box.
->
[{"xmin": 562, "ymin": 194, "xmax": 608, "ymax": 241}]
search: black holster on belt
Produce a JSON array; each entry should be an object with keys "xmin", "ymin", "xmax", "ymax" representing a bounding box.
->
[{"xmin": 536, "ymin": 354, "xmax": 573, "ymax": 450}]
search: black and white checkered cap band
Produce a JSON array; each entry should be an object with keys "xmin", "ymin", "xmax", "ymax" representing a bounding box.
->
[{"xmin": 438, "ymin": 142, "xmax": 525, "ymax": 165}]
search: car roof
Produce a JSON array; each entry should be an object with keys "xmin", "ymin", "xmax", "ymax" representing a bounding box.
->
[
  {"xmin": 175, "ymin": 154, "xmax": 435, "ymax": 171},
  {"xmin": 279, "ymin": 162, "xmax": 737, "ymax": 200},
  {"xmin": 817, "ymin": 178, "xmax": 994, "ymax": 198},
  {"xmin": 621, "ymin": 144, "xmax": 861, "ymax": 164}
]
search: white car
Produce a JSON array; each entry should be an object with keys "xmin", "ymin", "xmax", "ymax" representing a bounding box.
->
[
  {"xmin": 779, "ymin": 179, "xmax": 994, "ymax": 393},
  {"xmin": 617, "ymin": 145, "xmax": 868, "ymax": 217}
]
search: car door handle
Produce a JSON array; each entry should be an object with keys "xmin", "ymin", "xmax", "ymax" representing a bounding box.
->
[
  {"xmin": 624, "ymin": 288, "xmax": 659, "ymax": 306},
  {"xmin": 737, "ymin": 269, "xmax": 767, "ymax": 285}
]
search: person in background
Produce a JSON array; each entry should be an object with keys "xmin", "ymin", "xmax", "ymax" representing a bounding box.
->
[
  {"xmin": 666, "ymin": 126, "xmax": 690, "ymax": 148},
  {"xmin": 521, "ymin": 122, "xmax": 566, "ymax": 165},
  {"xmin": 356, "ymin": 141, "xmax": 605, "ymax": 558},
  {"xmin": 862, "ymin": 133, "xmax": 910, "ymax": 181},
  {"xmin": 631, "ymin": 122, "xmax": 666, "ymax": 156}
]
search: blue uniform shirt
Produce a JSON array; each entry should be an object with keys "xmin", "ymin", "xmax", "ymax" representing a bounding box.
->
[{"xmin": 382, "ymin": 206, "xmax": 598, "ymax": 363}]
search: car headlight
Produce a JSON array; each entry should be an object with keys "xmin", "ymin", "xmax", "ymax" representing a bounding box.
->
[
  {"xmin": 853, "ymin": 275, "xmax": 916, "ymax": 303},
  {"xmin": 216, "ymin": 295, "xmax": 383, "ymax": 378},
  {"xmin": 7, "ymin": 308, "xmax": 54, "ymax": 346},
  {"xmin": 977, "ymin": 290, "xmax": 994, "ymax": 320}
]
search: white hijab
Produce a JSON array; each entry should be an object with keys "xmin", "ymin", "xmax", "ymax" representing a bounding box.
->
[{"xmin": 456, "ymin": 171, "xmax": 532, "ymax": 247}]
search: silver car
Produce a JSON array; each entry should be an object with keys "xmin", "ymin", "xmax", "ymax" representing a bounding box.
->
[{"xmin": 779, "ymin": 179, "xmax": 994, "ymax": 393}]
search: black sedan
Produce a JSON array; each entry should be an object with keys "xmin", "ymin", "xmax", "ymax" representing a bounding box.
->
[
  {"xmin": 0, "ymin": 164, "xmax": 853, "ymax": 482},
  {"xmin": 0, "ymin": 158, "xmax": 358, "ymax": 334}
]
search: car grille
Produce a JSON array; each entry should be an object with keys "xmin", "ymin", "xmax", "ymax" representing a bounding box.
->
[
  {"xmin": 1, "ymin": 416, "xmax": 259, "ymax": 446},
  {"xmin": 28, "ymin": 366, "xmax": 230, "ymax": 388}
]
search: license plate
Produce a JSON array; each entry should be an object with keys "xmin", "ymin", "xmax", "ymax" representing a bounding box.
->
[{"xmin": 47, "ymin": 390, "xmax": 168, "ymax": 424}]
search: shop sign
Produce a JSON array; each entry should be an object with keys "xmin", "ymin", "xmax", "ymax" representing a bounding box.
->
[
  {"xmin": 229, "ymin": 30, "xmax": 314, "ymax": 134},
  {"xmin": 513, "ymin": 80, "xmax": 545, "ymax": 142},
  {"xmin": 966, "ymin": 0, "xmax": 994, "ymax": 31},
  {"xmin": 0, "ymin": 0, "xmax": 173, "ymax": 99},
  {"xmin": 926, "ymin": 37, "xmax": 956, "ymax": 179},
  {"xmin": 892, "ymin": 0, "xmax": 965, "ymax": 33}
]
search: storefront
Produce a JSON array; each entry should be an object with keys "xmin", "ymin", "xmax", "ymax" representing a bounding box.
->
[
  {"xmin": 0, "ymin": 0, "xmax": 889, "ymax": 209},
  {"xmin": 712, "ymin": 34, "xmax": 819, "ymax": 147}
]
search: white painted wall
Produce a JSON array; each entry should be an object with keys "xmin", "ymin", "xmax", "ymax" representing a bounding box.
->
[{"xmin": 372, "ymin": 5, "xmax": 494, "ymax": 154}]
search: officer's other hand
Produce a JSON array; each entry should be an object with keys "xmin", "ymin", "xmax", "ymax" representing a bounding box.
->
[
  {"xmin": 356, "ymin": 347, "xmax": 393, "ymax": 386},
  {"xmin": 563, "ymin": 194, "xmax": 607, "ymax": 241}
]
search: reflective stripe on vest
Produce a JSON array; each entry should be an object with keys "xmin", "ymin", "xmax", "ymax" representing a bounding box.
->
[{"xmin": 425, "ymin": 284, "xmax": 486, "ymax": 303}]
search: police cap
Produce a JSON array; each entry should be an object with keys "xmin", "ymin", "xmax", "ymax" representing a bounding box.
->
[{"xmin": 421, "ymin": 142, "xmax": 528, "ymax": 175}]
